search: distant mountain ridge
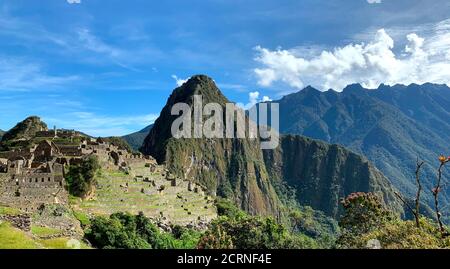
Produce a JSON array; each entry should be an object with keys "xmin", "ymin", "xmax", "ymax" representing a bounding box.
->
[
  {"xmin": 141, "ymin": 75, "xmax": 403, "ymax": 219},
  {"xmin": 263, "ymin": 83, "xmax": 450, "ymax": 211},
  {"xmin": 122, "ymin": 124, "xmax": 153, "ymax": 151}
]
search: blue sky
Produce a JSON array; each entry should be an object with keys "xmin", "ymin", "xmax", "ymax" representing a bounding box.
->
[{"xmin": 1, "ymin": 0, "xmax": 449, "ymax": 136}]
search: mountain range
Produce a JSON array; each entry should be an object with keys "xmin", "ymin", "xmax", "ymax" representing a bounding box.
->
[
  {"xmin": 262, "ymin": 83, "xmax": 450, "ymax": 211},
  {"xmin": 122, "ymin": 124, "xmax": 153, "ymax": 151},
  {"xmin": 2, "ymin": 76, "xmax": 445, "ymax": 221},
  {"xmin": 140, "ymin": 75, "xmax": 402, "ymax": 219}
]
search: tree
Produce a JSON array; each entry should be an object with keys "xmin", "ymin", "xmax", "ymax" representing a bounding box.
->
[
  {"xmin": 198, "ymin": 200, "xmax": 318, "ymax": 249},
  {"xmin": 66, "ymin": 155, "xmax": 100, "ymax": 198},
  {"xmin": 339, "ymin": 192, "xmax": 393, "ymax": 235},
  {"xmin": 85, "ymin": 212, "xmax": 202, "ymax": 249}
]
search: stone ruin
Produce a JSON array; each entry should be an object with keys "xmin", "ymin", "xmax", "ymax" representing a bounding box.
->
[
  {"xmin": 0, "ymin": 158, "xmax": 67, "ymax": 212},
  {"xmin": 0, "ymin": 130, "xmax": 157, "ymax": 213},
  {"xmin": 0, "ymin": 213, "xmax": 31, "ymax": 231}
]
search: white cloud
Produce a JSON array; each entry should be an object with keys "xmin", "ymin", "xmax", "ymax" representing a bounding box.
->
[
  {"xmin": 253, "ymin": 19, "xmax": 450, "ymax": 91},
  {"xmin": 67, "ymin": 0, "xmax": 81, "ymax": 4},
  {"xmin": 367, "ymin": 0, "xmax": 382, "ymax": 4},
  {"xmin": 237, "ymin": 91, "xmax": 272, "ymax": 110},
  {"xmin": 171, "ymin": 75, "xmax": 189, "ymax": 87}
]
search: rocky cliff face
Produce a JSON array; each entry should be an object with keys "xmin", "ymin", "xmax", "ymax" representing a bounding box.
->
[
  {"xmin": 263, "ymin": 135, "xmax": 402, "ymax": 218},
  {"xmin": 142, "ymin": 75, "xmax": 402, "ymax": 218}
]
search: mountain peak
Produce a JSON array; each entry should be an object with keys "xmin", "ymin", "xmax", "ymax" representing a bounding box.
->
[
  {"xmin": 342, "ymin": 83, "xmax": 367, "ymax": 94},
  {"xmin": 187, "ymin": 74, "xmax": 215, "ymax": 84},
  {"xmin": 179, "ymin": 75, "xmax": 218, "ymax": 94},
  {"xmin": 1, "ymin": 116, "xmax": 48, "ymax": 143},
  {"xmin": 141, "ymin": 75, "xmax": 229, "ymax": 160},
  {"xmin": 169, "ymin": 74, "xmax": 228, "ymax": 106},
  {"xmin": 302, "ymin": 85, "xmax": 321, "ymax": 93}
]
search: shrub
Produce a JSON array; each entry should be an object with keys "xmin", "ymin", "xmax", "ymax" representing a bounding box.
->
[
  {"xmin": 199, "ymin": 201, "xmax": 319, "ymax": 250},
  {"xmin": 85, "ymin": 212, "xmax": 202, "ymax": 249},
  {"xmin": 337, "ymin": 192, "xmax": 450, "ymax": 249}
]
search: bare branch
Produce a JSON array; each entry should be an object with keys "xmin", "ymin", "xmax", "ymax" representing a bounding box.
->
[
  {"xmin": 394, "ymin": 191, "xmax": 417, "ymax": 221},
  {"xmin": 414, "ymin": 158, "xmax": 425, "ymax": 228}
]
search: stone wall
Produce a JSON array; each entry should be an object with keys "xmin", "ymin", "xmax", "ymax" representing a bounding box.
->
[
  {"xmin": 0, "ymin": 163, "xmax": 67, "ymax": 212},
  {"xmin": 0, "ymin": 214, "xmax": 31, "ymax": 231}
]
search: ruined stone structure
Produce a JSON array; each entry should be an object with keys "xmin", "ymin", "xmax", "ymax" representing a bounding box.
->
[
  {"xmin": 0, "ymin": 129, "xmax": 155, "ymax": 213},
  {"xmin": 0, "ymin": 214, "xmax": 31, "ymax": 231},
  {"xmin": 0, "ymin": 159, "xmax": 67, "ymax": 212}
]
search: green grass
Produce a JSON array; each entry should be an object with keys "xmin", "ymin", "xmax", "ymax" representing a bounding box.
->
[
  {"xmin": 0, "ymin": 222, "xmax": 41, "ymax": 249},
  {"xmin": 0, "ymin": 222, "xmax": 91, "ymax": 249},
  {"xmin": 38, "ymin": 237, "xmax": 91, "ymax": 249},
  {"xmin": 0, "ymin": 205, "xmax": 22, "ymax": 216},
  {"xmin": 73, "ymin": 211, "xmax": 91, "ymax": 226},
  {"xmin": 31, "ymin": 225, "xmax": 62, "ymax": 237}
]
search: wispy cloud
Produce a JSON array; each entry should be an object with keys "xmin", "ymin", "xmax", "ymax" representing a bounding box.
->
[
  {"xmin": 367, "ymin": 0, "xmax": 382, "ymax": 4},
  {"xmin": 253, "ymin": 19, "xmax": 450, "ymax": 91},
  {"xmin": 67, "ymin": 0, "xmax": 81, "ymax": 4},
  {"xmin": 44, "ymin": 112, "xmax": 158, "ymax": 137},
  {"xmin": 76, "ymin": 28, "xmax": 143, "ymax": 71},
  {"xmin": 0, "ymin": 8, "xmax": 161, "ymax": 71},
  {"xmin": 0, "ymin": 57, "xmax": 79, "ymax": 92},
  {"xmin": 0, "ymin": 10, "xmax": 70, "ymax": 48},
  {"xmin": 217, "ymin": 83, "xmax": 248, "ymax": 92}
]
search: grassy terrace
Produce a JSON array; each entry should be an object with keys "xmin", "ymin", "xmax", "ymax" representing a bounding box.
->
[
  {"xmin": 72, "ymin": 162, "xmax": 217, "ymax": 225},
  {"xmin": 0, "ymin": 221, "xmax": 90, "ymax": 249}
]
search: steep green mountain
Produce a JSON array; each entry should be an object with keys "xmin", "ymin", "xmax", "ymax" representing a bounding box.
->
[
  {"xmin": 263, "ymin": 135, "xmax": 401, "ymax": 217},
  {"xmin": 141, "ymin": 75, "xmax": 402, "ymax": 219},
  {"xmin": 141, "ymin": 75, "xmax": 280, "ymax": 216},
  {"xmin": 122, "ymin": 124, "xmax": 153, "ymax": 151},
  {"xmin": 0, "ymin": 116, "xmax": 48, "ymax": 150},
  {"xmin": 0, "ymin": 129, "xmax": 4, "ymax": 141},
  {"xmin": 264, "ymin": 83, "xmax": 450, "ymax": 210}
]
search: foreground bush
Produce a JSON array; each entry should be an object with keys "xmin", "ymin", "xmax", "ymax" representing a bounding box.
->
[
  {"xmin": 337, "ymin": 192, "xmax": 450, "ymax": 249},
  {"xmin": 198, "ymin": 199, "xmax": 318, "ymax": 249},
  {"xmin": 85, "ymin": 212, "xmax": 201, "ymax": 249}
]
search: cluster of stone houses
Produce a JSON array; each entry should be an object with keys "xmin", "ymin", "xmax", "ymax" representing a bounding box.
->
[{"xmin": 0, "ymin": 129, "xmax": 152, "ymax": 212}]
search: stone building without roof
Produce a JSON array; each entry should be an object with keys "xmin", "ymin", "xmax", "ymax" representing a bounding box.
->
[{"xmin": 0, "ymin": 129, "xmax": 154, "ymax": 212}]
